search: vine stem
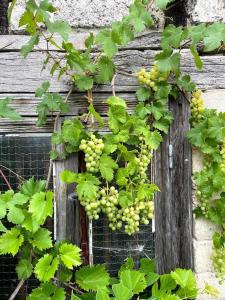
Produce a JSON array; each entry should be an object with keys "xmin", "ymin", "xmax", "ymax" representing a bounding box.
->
[
  {"xmin": 45, "ymin": 86, "xmax": 73, "ymax": 191},
  {"xmin": 8, "ymin": 279, "xmax": 25, "ymax": 300},
  {"xmin": 0, "ymin": 169, "xmax": 12, "ymax": 190},
  {"xmin": 111, "ymin": 73, "xmax": 117, "ymax": 96}
]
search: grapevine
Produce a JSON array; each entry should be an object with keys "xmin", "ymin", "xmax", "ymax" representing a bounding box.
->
[{"xmin": 0, "ymin": 0, "xmax": 224, "ymax": 298}]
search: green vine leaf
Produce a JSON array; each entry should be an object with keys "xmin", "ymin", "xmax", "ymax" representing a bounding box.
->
[
  {"xmin": 99, "ymin": 154, "xmax": 118, "ymax": 181},
  {"xmin": 155, "ymin": 0, "xmax": 176, "ymax": 10},
  {"xmin": 76, "ymin": 173, "xmax": 100, "ymax": 200},
  {"xmin": 21, "ymin": 178, "xmax": 46, "ymax": 196},
  {"xmin": 96, "ymin": 56, "xmax": 115, "ymax": 83},
  {"xmin": 29, "ymin": 191, "xmax": 53, "ymax": 225},
  {"xmin": 0, "ymin": 228, "xmax": 24, "ymax": 256},
  {"xmin": 35, "ymin": 254, "xmax": 59, "ymax": 282},
  {"xmin": 59, "ymin": 243, "xmax": 82, "ymax": 269},
  {"xmin": 120, "ymin": 270, "xmax": 147, "ymax": 294},
  {"xmin": 47, "ymin": 20, "xmax": 71, "ymax": 41},
  {"xmin": 16, "ymin": 259, "xmax": 33, "ymax": 280},
  {"xmin": 203, "ymin": 23, "xmax": 225, "ymax": 52},
  {"xmin": 21, "ymin": 33, "xmax": 39, "ymax": 58},
  {"xmin": 136, "ymin": 87, "xmax": 151, "ymax": 102},
  {"xmin": 0, "ymin": 97, "xmax": 22, "ymax": 120},
  {"xmin": 76, "ymin": 265, "xmax": 110, "ymax": 291},
  {"xmin": 27, "ymin": 283, "xmax": 65, "ymax": 300},
  {"xmin": 112, "ymin": 282, "xmax": 132, "ymax": 300},
  {"xmin": 32, "ymin": 228, "xmax": 53, "ymax": 250}
]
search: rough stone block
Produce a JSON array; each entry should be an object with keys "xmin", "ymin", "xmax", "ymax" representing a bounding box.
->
[
  {"xmin": 187, "ymin": 0, "xmax": 225, "ymax": 23},
  {"xmin": 194, "ymin": 239, "xmax": 214, "ymax": 273},
  {"xmin": 193, "ymin": 219, "xmax": 218, "ymax": 241},
  {"xmin": 10, "ymin": 0, "xmax": 164, "ymax": 30}
]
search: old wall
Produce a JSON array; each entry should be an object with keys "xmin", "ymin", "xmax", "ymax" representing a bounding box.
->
[{"xmin": 1, "ymin": 0, "xmax": 225, "ymax": 298}]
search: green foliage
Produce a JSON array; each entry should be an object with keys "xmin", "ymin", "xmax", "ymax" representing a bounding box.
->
[
  {"xmin": 0, "ymin": 97, "xmax": 22, "ymax": 120},
  {"xmin": 5, "ymin": 0, "xmax": 225, "ymax": 296}
]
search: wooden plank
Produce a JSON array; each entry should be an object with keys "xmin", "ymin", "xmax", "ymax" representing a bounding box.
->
[
  {"xmin": 54, "ymin": 117, "xmax": 80, "ymax": 243},
  {"xmin": 0, "ymin": 92, "xmax": 138, "ymax": 116},
  {"xmin": 0, "ymin": 31, "xmax": 161, "ymax": 51},
  {"xmin": 0, "ymin": 50, "xmax": 224, "ymax": 93},
  {"xmin": 154, "ymin": 95, "xmax": 193, "ymax": 273},
  {"xmin": 169, "ymin": 95, "xmax": 193, "ymax": 270}
]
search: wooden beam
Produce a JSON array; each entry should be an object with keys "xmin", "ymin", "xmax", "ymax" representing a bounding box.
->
[
  {"xmin": 0, "ymin": 50, "xmax": 224, "ymax": 94},
  {"xmin": 54, "ymin": 117, "xmax": 80, "ymax": 243},
  {"xmin": 154, "ymin": 95, "xmax": 193, "ymax": 273}
]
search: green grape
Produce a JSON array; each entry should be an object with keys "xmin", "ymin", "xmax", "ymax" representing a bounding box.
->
[
  {"xmin": 79, "ymin": 191, "xmax": 101, "ymax": 220},
  {"xmin": 79, "ymin": 134, "xmax": 104, "ymax": 173},
  {"xmin": 212, "ymin": 247, "xmax": 225, "ymax": 283},
  {"xmin": 136, "ymin": 65, "xmax": 169, "ymax": 90},
  {"xmin": 135, "ymin": 136, "xmax": 153, "ymax": 183},
  {"xmin": 190, "ymin": 89, "xmax": 204, "ymax": 124}
]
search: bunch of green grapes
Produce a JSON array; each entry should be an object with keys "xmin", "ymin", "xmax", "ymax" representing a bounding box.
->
[
  {"xmin": 98, "ymin": 186, "xmax": 122, "ymax": 231},
  {"xmin": 79, "ymin": 193, "xmax": 101, "ymax": 220},
  {"xmin": 136, "ymin": 65, "xmax": 168, "ymax": 91},
  {"xmin": 220, "ymin": 140, "xmax": 225, "ymax": 173},
  {"xmin": 135, "ymin": 137, "xmax": 153, "ymax": 183},
  {"xmin": 195, "ymin": 190, "xmax": 210, "ymax": 216},
  {"xmin": 122, "ymin": 198, "xmax": 154, "ymax": 235},
  {"xmin": 190, "ymin": 89, "xmax": 204, "ymax": 124},
  {"xmin": 212, "ymin": 247, "xmax": 225, "ymax": 283},
  {"xmin": 79, "ymin": 134, "xmax": 104, "ymax": 173}
]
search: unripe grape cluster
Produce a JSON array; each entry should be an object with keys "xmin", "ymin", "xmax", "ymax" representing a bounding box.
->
[
  {"xmin": 220, "ymin": 140, "xmax": 225, "ymax": 173},
  {"xmin": 135, "ymin": 137, "xmax": 153, "ymax": 183},
  {"xmin": 122, "ymin": 199, "xmax": 154, "ymax": 235},
  {"xmin": 196, "ymin": 190, "xmax": 210, "ymax": 216},
  {"xmin": 83, "ymin": 184, "xmax": 155, "ymax": 235},
  {"xmin": 136, "ymin": 65, "xmax": 168, "ymax": 91},
  {"xmin": 190, "ymin": 89, "xmax": 204, "ymax": 124},
  {"xmin": 79, "ymin": 193, "xmax": 101, "ymax": 220},
  {"xmin": 212, "ymin": 247, "xmax": 225, "ymax": 283},
  {"xmin": 79, "ymin": 134, "xmax": 104, "ymax": 173}
]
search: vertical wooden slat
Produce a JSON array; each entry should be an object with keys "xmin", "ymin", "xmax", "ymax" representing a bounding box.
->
[
  {"xmin": 54, "ymin": 117, "xmax": 80, "ymax": 243},
  {"xmin": 0, "ymin": 0, "xmax": 9, "ymax": 34},
  {"xmin": 154, "ymin": 95, "xmax": 193, "ymax": 273}
]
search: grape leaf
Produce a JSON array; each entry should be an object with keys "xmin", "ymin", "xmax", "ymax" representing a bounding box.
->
[
  {"xmin": 47, "ymin": 20, "xmax": 71, "ymax": 41},
  {"xmin": 156, "ymin": 0, "xmax": 175, "ymax": 10},
  {"xmin": 76, "ymin": 265, "xmax": 110, "ymax": 291},
  {"xmin": 0, "ymin": 97, "xmax": 22, "ymax": 120},
  {"xmin": 7, "ymin": 206, "xmax": 25, "ymax": 225},
  {"xmin": 88, "ymin": 104, "xmax": 104, "ymax": 127},
  {"xmin": 75, "ymin": 76, "xmax": 94, "ymax": 91},
  {"xmin": 0, "ymin": 221, "xmax": 7, "ymax": 232},
  {"xmin": 32, "ymin": 228, "xmax": 52, "ymax": 250},
  {"xmin": 96, "ymin": 56, "xmax": 115, "ymax": 83},
  {"xmin": 190, "ymin": 44, "xmax": 203, "ymax": 70},
  {"xmin": 203, "ymin": 23, "xmax": 225, "ymax": 52},
  {"xmin": 21, "ymin": 178, "xmax": 46, "ymax": 196},
  {"xmin": 112, "ymin": 282, "xmax": 132, "ymax": 300},
  {"xmin": 35, "ymin": 254, "xmax": 59, "ymax": 282},
  {"xmin": 0, "ymin": 228, "xmax": 24, "ymax": 256},
  {"xmin": 59, "ymin": 243, "xmax": 82, "ymax": 269},
  {"xmin": 136, "ymin": 87, "xmax": 151, "ymax": 102},
  {"xmin": 16, "ymin": 259, "xmax": 33, "ymax": 279},
  {"xmin": 99, "ymin": 154, "xmax": 118, "ymax": 181},
  {"xmin": 21, "ymin": 33, "xmax": 39, "ymax": 58},
  {"xmin": 27, "ymin": 283, "xmax": 65, "ymax": 300},
  {"xmin": 96, "ymin": 290, "xmax": 110, "ymax": 300},
  {"xmin": 60, "ymin": 170, "xmax": 78, "ymax": 184},
  {"xmin": 76, "ymin": 173, "xmax": 100, "ymax": 200},
  {"xmin": 120, "ymin": 270, "xmax": 147, "ymax": 294},
  {"xmin": 171, "ymin": 268, "xmax": 196, "ymax": 289},
  {"xmin": 29, "ymin": 191, "xmax": 53, "ymax": 225}
]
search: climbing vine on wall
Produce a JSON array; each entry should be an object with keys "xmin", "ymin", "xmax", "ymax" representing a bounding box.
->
[{"xmin": 0, "ymin": 0, "xmax": 224, "ymax": 298}]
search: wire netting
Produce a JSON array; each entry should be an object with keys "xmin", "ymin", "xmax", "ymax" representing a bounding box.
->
[
  {"xmin": 0, "ymin": 134, "xmax": 52, "ymax": 299},
  {"xmin": 92, "ymin": 216, "xmax": 155, "ymax": 276}
]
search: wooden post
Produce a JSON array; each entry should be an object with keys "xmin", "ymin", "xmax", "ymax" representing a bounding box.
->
[
  {"xmin": 154, "ymin": 95, "xmax": 193, "ymax": 273},
  {"xmin": 54, "ymin": 118, "xmax": 81, "ymax": 244}
]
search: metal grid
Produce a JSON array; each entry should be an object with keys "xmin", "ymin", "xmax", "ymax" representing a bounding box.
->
[
  {"xmin": 93, "ymin": 216, "xmax": 155, "ymax": 276},
  {"xmin": 0, "ymin": 134, "xmax": 52, "ymax": 299}
]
